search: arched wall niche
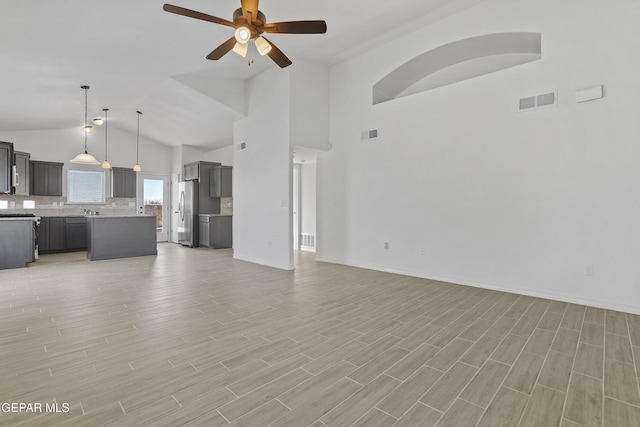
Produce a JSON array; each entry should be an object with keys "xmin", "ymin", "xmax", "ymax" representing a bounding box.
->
[{"xmin": 372, "ymin": 32, "xmax": 542, "ymax": 104}]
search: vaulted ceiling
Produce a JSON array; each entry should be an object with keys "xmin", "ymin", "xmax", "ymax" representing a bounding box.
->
[{"xmin": 0, "ymin": 0, "xmax": 484, "ymax": 150}]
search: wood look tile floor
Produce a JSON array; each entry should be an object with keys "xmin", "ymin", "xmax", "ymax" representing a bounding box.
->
[{"xmin": 1, "ymin": 243, "xmax": 639, "ymax": 426}]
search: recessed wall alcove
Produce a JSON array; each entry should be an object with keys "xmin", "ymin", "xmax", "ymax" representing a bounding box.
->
[{"xmin": 372, "ymin": 32, "xmax": 542, "ymax": 104}]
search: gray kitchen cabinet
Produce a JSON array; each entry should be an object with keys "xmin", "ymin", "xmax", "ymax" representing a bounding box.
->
[
  {"xmin": 0, "ymin": 218, "xmax": 36, "ymax": 269},
  {"xmin": 30, "ymin": 161, "xmax": 63, "ymax": 196},
  {"xmin": 183, "ymin": 161, "xmax": 221, "ymax": 182},
  {"xmin": 39, "ymin": 216, "xmax": 87, "ymax": 252},
  {"xmin": 112, "ymin": 167, "xmax": 137, "ymax": 198},
  {"xmin": 39, "ymin": 217, "xmax": 65, "ymax": 252},
  {"xmin": 0, "ymin": 141, "xmax": 13, "ymax": 194},
  {"xmin": 183, "ymin": 162, "xmax": 200, "ymax": 181},
  {"xmin": 198, "ymin": 216, "xmax": 210, "ymax": 248},
  {"xmin": 13, "ymin": 151, "xmax": 30, "ymax": 195},
  {"xmin": 199, "ymin": 215, "xmax": 232, "ymax": 249},
  {"xmin": 209, "ymin": 166, "xmax": 232, "ymax": 198},
  {"xmin": 65, "ymin": 217, "xmax": 87, "ymax": 250}
]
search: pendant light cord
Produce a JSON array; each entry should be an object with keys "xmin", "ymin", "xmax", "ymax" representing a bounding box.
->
[
  {"xmin": 104, "ymin": 109, "xmax": 109, "ymax": 159},
  {"xmin": 83, "ymin": 86, "xmax": 89, "ymax": 153},
  {"xmin": 136, "ymin": 110, "xmax": 142, "ymax": 164}
]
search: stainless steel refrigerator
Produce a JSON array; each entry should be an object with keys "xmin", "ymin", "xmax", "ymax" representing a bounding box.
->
[{"xmin": 177, "ymin": 181, "xmax": 199, "ymax": 247}]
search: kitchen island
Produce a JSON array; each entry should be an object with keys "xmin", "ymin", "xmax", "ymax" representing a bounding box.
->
[{"xmin": 86, "ymin": 215, "xmax": 157, "ymax": 261}]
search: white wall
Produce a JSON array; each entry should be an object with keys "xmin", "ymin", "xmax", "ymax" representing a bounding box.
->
[
  {"xmin": 317, "ymin": 0, "xmax": 640, "ymax": 313},
  {"xmin": 233, "ymin": 67, "xmax": 293, "ymax": 270},
  {"xmin": 204, "ymin": 145, "xmax": 234, "ymax": 166},
  {"xmin": 290, "ymin": 61, "xmax": 330, "ymax": 151}
]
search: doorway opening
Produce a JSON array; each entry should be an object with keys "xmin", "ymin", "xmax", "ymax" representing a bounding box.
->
[
  {"xmin": 292, "ymin": 148, "xmax": 318, "ymax": 255},
  {"xmin": 138, "ymin": 173, "xmax": 170, "ymax": 242}
]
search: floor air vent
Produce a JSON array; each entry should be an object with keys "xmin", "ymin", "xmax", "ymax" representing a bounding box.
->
[{"xmin": 519, "ymin": 91, "xmax": 557, "ymax": 111}]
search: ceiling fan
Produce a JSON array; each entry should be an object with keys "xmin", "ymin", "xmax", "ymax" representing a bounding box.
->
[{"xmin": 163, "ymin": 1, "xmax": 327, "ymax": 68}]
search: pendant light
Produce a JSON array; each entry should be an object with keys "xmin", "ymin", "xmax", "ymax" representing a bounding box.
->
[
  {"xmin": 70, "ymin": 85, "xmax": 100, "ymax": 165},
  {"xmin": 101, "ymin": 108, "xmax": 111, "ymax": 169},
  {"xmin": 133, "ymin": 110, "xmax": 142, "ymax": 172}
]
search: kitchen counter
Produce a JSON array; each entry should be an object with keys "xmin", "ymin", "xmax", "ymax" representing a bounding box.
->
[{"xmin": 86, "ymin": 215, "xmax": 157, "ymax": 261}]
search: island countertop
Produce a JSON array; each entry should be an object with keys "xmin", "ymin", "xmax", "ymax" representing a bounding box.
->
[{"xmin": 85, "ymin": 214, "xmax": 156, "ymax": 219}]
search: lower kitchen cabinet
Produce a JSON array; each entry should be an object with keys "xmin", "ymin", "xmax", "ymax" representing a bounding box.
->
[
  {"xmin": 39, "ymin": 217, "xmax": 87, "ymax": 253},
  {"xmin": 198, "ymin": 215, "xmax": 232, "ymax": 249},
  {"xmin": 65, "ymin": 217, "xmax": 88, "ymax": 250},
  {"xmin": 39, "ymin": 217, "xmax": 65, "ymax": 252}
]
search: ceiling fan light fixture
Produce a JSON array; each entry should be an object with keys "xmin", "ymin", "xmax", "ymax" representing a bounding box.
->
[
  {"xmin": 255, "ymin": 36, "xmax": 272, "ymax": 56},
  {"xmin": 234, "ymin": 26, "xmax": 251, "ymax": 44},
  {"xmin": 232, "ymin": 41, "xmax": 249, "ymax": 57}
]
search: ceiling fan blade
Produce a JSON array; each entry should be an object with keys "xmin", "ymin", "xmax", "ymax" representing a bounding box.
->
[
  {"xmin": 163, "ymin": 4, "xmax": 235, "ymax": 28},
  {"xmin": 206, "ymin": 37, "xmax": 237, "ymax": 60},
  {"xmin": 263, "ymin": 21, "xmax": 327, "ymax": 34},
  {"xmin": 262, "ymin": 37, "xmax": 292, "ymax": 68},
  {"xmin": 241, "ymin": 0, "xmax": 260, "ymax": 23}
]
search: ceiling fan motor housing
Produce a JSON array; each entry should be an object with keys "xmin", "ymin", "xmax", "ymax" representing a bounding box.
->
[{"xmin": 232, "ymin": 8, "xmax": 267, "ymax": 36}]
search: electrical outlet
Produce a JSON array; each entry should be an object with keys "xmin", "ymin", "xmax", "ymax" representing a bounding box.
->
[
  {"xmin": 419, "ymin": 248, "xmax": 426, "ymax": 256},
  {"xmin": 383, "ymin": 242, "xmax": 389, "ymax": 249}
]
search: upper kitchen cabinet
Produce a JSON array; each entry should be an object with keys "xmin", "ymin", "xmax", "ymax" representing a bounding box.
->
[
  {"xmin": 0, "ymin": 141, "xmax": 14, "ymax": 194},
  {"xmin": 112, "ymin": 167, "xmax": 137, "ymax": 198},
  {"xmin": 183, "ymin": 161, "xmax": 221, "ymax": 181},
  {"xmin": 210, "ymin": 166, "xmax": 232, "ymax": 198},
  {"xmin": 183, "ymin": 162, "xmax": 199, "ymax": 181},
  {"xmin": 30, "ymin": 160, "xmax": 63, "ymax": 196},
  {"xmin": 13, "ymin": 151, "xmax": 30, "ymax": 196}
]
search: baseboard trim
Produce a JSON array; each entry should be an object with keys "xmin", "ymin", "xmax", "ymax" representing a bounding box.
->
[{"xmin": 315, "ymin": 256, "xmax": 640, "ymax": 315}]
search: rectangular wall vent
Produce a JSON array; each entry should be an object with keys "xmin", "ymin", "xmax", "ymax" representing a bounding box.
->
[
  {"xmin": 360, "ymin": 129, "xmax": 379, "ymax": 140},
  {"xmin": 237, "ymin": 141, "xmax": 246, "ymax": 150},
  {"xmin": 301, "ymin": 233, "xmax": 315, "ymax": 249},
  {"xmin": 519, "ymin": 91, "xmax": 557, "ymax": 111}
]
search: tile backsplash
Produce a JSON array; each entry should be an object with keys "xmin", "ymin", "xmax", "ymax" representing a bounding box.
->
[
  {"xmin": 0, "ymin": 194, "xmax": 136, "ymax": 216},
  {"xmin": 220, "ymin": 197, "xmax": 233, "ymax": 215}
]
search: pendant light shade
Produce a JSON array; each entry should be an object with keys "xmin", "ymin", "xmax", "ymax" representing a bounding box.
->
[
  {"xmin": 133, "ymin": 110, "xmax": 142, "ymax": 172},
  {"xmin": 101, "ymin": 108, "xmax": 111, "ymax": 169},
  {"xmin": 70, "ymin": 85, "xmax": 100, "ymax": 165}
]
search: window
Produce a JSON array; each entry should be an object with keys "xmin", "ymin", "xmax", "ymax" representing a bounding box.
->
[{"xmin": 67, "ymin": 170, "xmax": 105, "ymax": 204}]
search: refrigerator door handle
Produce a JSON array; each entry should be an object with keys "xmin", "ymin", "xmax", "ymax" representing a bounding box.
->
[{"xmin": 179, "ymin": 191, "xmax": 185, "ymax": 222}]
